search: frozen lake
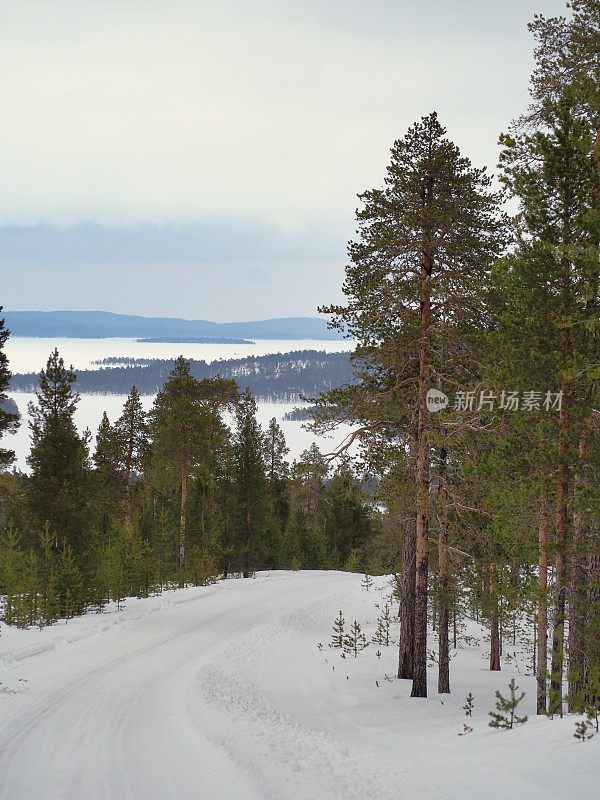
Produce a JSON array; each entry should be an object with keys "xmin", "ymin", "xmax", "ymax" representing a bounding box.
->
[{"xmin": 5, "ymin": 337, "xmax": 355, "ymax": 471}]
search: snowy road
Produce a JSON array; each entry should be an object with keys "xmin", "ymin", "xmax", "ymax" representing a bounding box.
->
[
  {"xmin": 0, "ymin": 572, "xmax": 597, "ymax": 800},
  {"xmin": 0, "ymin": 576, "xmax": 329, "ymax": 800}
]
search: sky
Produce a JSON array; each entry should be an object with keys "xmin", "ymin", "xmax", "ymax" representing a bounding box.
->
[{"xmin": 1, "ymin": 0, "xmax": 567, "ymax": 321}]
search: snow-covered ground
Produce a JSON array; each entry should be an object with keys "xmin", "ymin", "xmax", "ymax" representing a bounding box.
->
[{"xmin": 0, "ymin": 571, "xmax": 596, "ymax": 799}]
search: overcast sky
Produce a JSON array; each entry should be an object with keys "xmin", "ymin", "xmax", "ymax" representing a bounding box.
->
[{"xmin": 1, "ymin": 0, "xmax": 567, "ymax": 321}]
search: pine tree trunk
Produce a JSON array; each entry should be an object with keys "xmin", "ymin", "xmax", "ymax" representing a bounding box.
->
[
  {"xmin": 537, "ymin": 491, "xmax": 549, "ymax": 714},
  {"xmin": 243, "ymin": 502, "xmax": 251, "ymax": 578},
  {"xmin": 398, "ymin": 520, "xmax": 416, "ymax": 679},
  {"xmin": 550, "ymin": 388, "xmax": 569, "ymax": 716},
  {"xmin": 437, "ymin": 446, "xmax": 450, "ymax": 694},
  {"xmin": 410, "ymin": 228, "xmax": 433, "ymax": 700},
  {"xmin": 453, "ymin": 600, "xmax": 457, "ymax": 650},
  {"xmin": 489, "ymin": 561, "xmax": 501, "ymax": 671},
  {"xmin": 568, "ymin": 418, "xmax": 591, "ymax": 711},
  {"xmin": 588, "ymin": 530, "xmax": 600, "ymax": 684},
  {"xmin": 179, "ymin": 465, "xmax": 188, "ymax": 571}
]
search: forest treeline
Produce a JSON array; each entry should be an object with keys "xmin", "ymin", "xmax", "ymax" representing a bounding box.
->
[
  {"xmin": 0, "ymin": 344, "xmax": 380, "ymax": 625},
  {"xmin": 9, "ymin": 351, "xmax": 354, "ymax": 401},
  {"xmin": 0, "ymin": 0, "xmax": 599, "ymax": 724}
]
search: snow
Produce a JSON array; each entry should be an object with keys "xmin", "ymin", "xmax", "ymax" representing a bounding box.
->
[{"xmin": 0, "ymin": 571, "xmax": 597, "ymax": 799}]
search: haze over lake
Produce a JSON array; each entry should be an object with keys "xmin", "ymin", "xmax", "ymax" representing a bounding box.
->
[{"xmin": 6, "ymin": 336, "xmax": 355, "ymax": 471}]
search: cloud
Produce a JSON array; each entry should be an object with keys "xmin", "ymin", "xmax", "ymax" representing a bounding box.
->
[
  {"xmin": 0, "ymin": 0, "xmax": 567, "ymax": 318},
  {"xmin": 0, "ymin": 0, "xmax": 566, "ymax": 229},
  {"xmin": 0, "ymin": 222, "xmax": 347, "ymax": 320}
]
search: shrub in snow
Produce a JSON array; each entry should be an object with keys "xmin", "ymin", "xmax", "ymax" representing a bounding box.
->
[{"xmin": 361, "ymin": 574, "xmax": 373, "ymax": 592}]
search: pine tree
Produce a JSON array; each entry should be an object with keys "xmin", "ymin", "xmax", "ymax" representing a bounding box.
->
[
  {"xmin": 343, "ymin": 620, "xmax": 369, "ymax": 658},
  {"xmin": 0, "ymin": 307, "xmax": 19, "ymax": 468},
  {"xmin": 95, "ymin": 524, "xmax": 127, "ymax": 610},
  {"xmin": 232, "ymin": 390, "xmax": 271, "ymax": 577},
  {"xmin": 463, "ymin": 692, "xmax": 475, "ymax": 717},
  {"xmin": 284, "ymin": 445, "xmax": 331, "ymax": 569},
  {"xmin": 0, "ymin": 525, "xmax": 26, "ymax": 626},
  {"xmin": 21, "ymin": 550, "xmax": 40, "ymax": 627},
  {"xmin": 372, "ymin": 603, "xmax": 392, "ymax": 646},
  {"xmin": 488, "ymin": 678, "xmax": 528, "ymax": 729},
  {"xmin": 39, "ymin": 522, "xmax": 60, "ymax": 626},
  {"xmin": 149, "ymin": 360, "xmax": 236, "ymax": 574},
  {"xmin": 574, "ymin": 719, "xmax": 594, "ymax": 742},
  {"xmin": 27, "ymin": 349, "xmax": 90, "ymax": 553},
  {"xmin": 498, "ymin": 91, "xmax": 600, "ymax": 715},
  {"xmin": 326, "ymin": 464, "xmax": 373, "ymax": 565},
  {"xmin": 361, "ymin": 574, "xmax": 374, "ymax": 592},
  {"xmin": 263, "ymin": 417, "xmax": 290, "ymax": 520},
  {"xmin": 114, "ymin": 387, "xmax": 148, "ymax": 529},
  {"xmin": 330, "ymin": 610, "xmax": 345, "ymax": 648},
  {"xmin": 57, "ymin": 541, "xmax": 83, "ymax": 620},
  {"xmin": 92, "ymin": 412, "xmax": 122, "ymax": 537},
  {"xmin": 322, "ymin": 113, "xmax": 506, "ymax": 698}
]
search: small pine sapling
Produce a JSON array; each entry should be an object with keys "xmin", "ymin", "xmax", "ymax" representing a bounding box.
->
[
  {"xmin": 343, "ymin": 620, "xmax": 369, "ymax": 658},
  {"xmin": 458, "ymin": 724, "xmax": 473, "ymax": 736},
  {"xmin": 488, "ymin": 678, "xmax": 528, "ymax": 730},
  {"xmin": 463, "ymin": 692, "xmax": 475, "ymax": 717},
  {"xmin": 574, "ymin": 719, "xmax": 593, "ymax": 742},
  {"xmin": 583, "ymin": 667, "xmax": 600, "ymax": 732},
  {"xmin": 330, "ymin": 610, "xmax": 345, "ymax": 648},
  {"xmin": 361, "ymin": 574, "xmax": 374, "ymax": 592},
  {"xmin": 585, "ymin": 703, "xmax": 600, "ymax": 734},
  {"xmin": 372, "ymin": 603, "xmax": 392, "ymax": 646}
]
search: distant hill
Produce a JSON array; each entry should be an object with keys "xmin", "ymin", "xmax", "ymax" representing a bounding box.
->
[{"xmin": 3, "ymin": 311, "xmax": 343, "ymax": 341}]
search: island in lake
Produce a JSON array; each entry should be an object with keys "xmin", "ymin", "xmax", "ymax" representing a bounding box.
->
[{"xmin": 135, "ymin": 336, "xmax": 255, "ymax": 345}]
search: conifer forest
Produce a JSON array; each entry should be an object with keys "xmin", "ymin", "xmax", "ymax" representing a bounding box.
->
[{"xmin": 0, "ymin": 1, "xmax": 599, "ymax": 798}]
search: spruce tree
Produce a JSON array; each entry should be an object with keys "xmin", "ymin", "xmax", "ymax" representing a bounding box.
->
[
  {"xmin": 0, "ymin": 307, "xmax": 19, "ymax": 468},
  {"xmin": 232, "ymin": 390, "xmax": 271, "ymax": 577},
  {"xmin": 27, "ymin": 349, "xmax": 90, "ymax": 553}
]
